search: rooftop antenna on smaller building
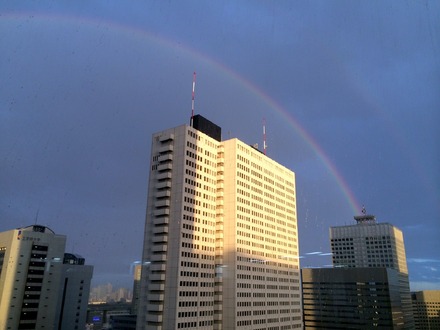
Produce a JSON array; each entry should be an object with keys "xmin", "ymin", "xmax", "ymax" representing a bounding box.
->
[
  {"xmin": 34, "ymin": 207, "xmax": 40, "ymax": 225},
  {"xmin": 190, "ymin": 71, "xmax": 196, "ymax": 127},
  {"xmin": 354, "ymin": 205, "xmax": 376, "ymax": 224},
  {"xmin": 263, "ymin": 118, "xmax": 267, "ymax": 155}
]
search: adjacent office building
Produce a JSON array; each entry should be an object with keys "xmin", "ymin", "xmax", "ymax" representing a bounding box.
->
[
  {"xmin": 330, "ymin": 213, "xmax": 408, "ymax": 272},
  {"xmin": 412, "ymin": 290, "xmax": 440, "ymax": 329},
  {"xmin": 330, "ymin": 212, "xmax": 413, "ymax": 328},
  {"xmin": 137, "ymin": 115, "xmax": 302, "ymax": 329},
  {"xmin": 0, "ymin": 224, "xmax": 93, "ymax": 330},
  {"xmin": 302, "ymin": 212, "xmax": 414, "ymax": 329},
  {"xmin": 302, "ymin": 267, "xmax": 406, "ymax": 329}
]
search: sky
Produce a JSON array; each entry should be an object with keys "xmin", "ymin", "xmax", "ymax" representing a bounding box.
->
[{"xmin": 1, "ymin": 1, "xmax": 439, "ymax": 291}]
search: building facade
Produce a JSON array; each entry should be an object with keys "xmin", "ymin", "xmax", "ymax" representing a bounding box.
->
[
  {"xmin": 59, "ymin": 253, "xmax": 93, "ymax": 329},
  {"xmin": 324, "ymin": 213, "xmax": 414, "ymax": 328},
  {"xmin": 330, "ymin": 214, "xmax": 407, "ymax": 272},
  {"xmin": 137, "ymin": 116, "xmax": 302, "ymax": 329},
  {"xmin": 0, "ymin": 225, "xmax": 93, "ymax": 330},
  {"xmin": 412, "ymin": 290, "xmax": 440, "ymax": 329},
  {"xmin": 302, "ymin": 267, "xmax": 406, "ymax": 329}
]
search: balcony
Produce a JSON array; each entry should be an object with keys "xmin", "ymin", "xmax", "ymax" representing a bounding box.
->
[
  {"xmin": 151, "ymin": 243, "xmax": 168, "ymax": 252},
  {"xmin": 151, "ymin": 254, "xmax": 167, "ymax": 262},
  {"xmin": 152, "ymin": 235, "xmax": 168, "ymax": 244},
  {"xmin": 150, "ymin": 263, "xmax": 166, "ymax": 272},
  {"xmin": 158, "ymin": 144, "xmax": 173, "ymax": 154},
  {"xmin": 159, "ymin": 133, "xmax": 174, "ymax": 142},
  {"xmin": 158, "ymin": 153, "xmax": 173, "ymax": 162},
  {"xmin": 156, "ymin": 190, "xmax": 171, "ymax": 199},
  {"xmin": 157, "ymin": 163, "xmax": 172, "ymax": 172},
  {"xmin": 149, "ymin": 273, "xmax": 166, "ymax": 281},
  {"xmin": 156, "ymin": 181, "xmax": 171, "ymax": 189},
  {"xmin": 156, "ymin": 172, "xmax": 172, "ymax": 181},
  {"xmin": 155, "ymin": 200, "xmax": 170, "ymax": 208},
  {"xmin": 154, "ymin": 209, "xmax": 169, "ymax": 217},
  {"xmin": 148, "ymin": 293, "xmax": 165, "ymax": 301},
  {"xmin": 153, "ymin": 225, "xmax": 168, "ymax": 234},
  {"xmin": 146, "ymin": 312, "xmax": 163, "ymax": 323},
  {"xmin": 154, "ymin": 217, "xmax": 169, "ymax": 225},
  {"xmin": 148, "ymin": 303, "xmax": 164, "ymax": 312},
  {"xmin": 149, "ymin": 283, "xmax": 165, "ymax": 291}
]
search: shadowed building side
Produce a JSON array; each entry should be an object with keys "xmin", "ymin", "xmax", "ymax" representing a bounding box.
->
[{"xmin": 302, "ymin": 267, "xmax": 405, "ymax": 329}]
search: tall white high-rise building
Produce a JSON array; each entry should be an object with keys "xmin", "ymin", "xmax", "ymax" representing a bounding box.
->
[
  {"xmin": 0, "ymin": 225, "xmax": 65, "ymax": 329},
  {"xmin": 137, "ymin": 115, "xmax": 302, "ymax": 330},
  {"xmin": 0, "ymin": 225, "xmax": 93, "ymax": 330}
]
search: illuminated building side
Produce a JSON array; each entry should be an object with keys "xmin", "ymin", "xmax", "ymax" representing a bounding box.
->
[
  {"xmin": 411, "ymin": 290, "xmax": 440, "ymax": 329},
  {"xmin": 221, "ymin": 138, "xmax": 301, "ymax": 329}
]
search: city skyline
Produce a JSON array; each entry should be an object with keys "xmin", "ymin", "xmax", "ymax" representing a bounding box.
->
[{"xmin": 1, "ymin": 1, "xmax": 439, "ymax": 292}]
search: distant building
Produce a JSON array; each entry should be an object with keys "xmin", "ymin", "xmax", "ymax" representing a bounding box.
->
[
  {"xmin": 412, "ymin": 290, "xmax": 440, "ymax": 329},
  {"xmin": 0, "ymin": 224, "xmax": 93, "ymax": 329},
  {"xmin": 87, "ymin": 302, "xmax": 132, "ymax": 330},
  {"xmin": 137, "ymin": 115, "xmax": 302, "ymax": 329},
  {"xmin": 302, "ymin": 212, "xmax": 414, "ymax": 329},
  {"xmin": 330, "ymin": 213, "xmax": 407, "ymax": 272},
  {"xmin": 131, "ymin": 263, "xmax": 141, "ymax": 315},
  {"xmin": 329, "ymin": 212, "xmax": 414, "ymax": 328},
  {"xmin": 302, "ymin": 267, "xmax": 406, "ymax": 329}
]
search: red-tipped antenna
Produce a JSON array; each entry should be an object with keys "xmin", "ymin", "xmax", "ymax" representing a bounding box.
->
[
  {"xmin": 263, "ymin": 118, "xmax": 267, "ymax": 155},
  {"xmin": 190, "ymin": 71, "xmax": 196, "ymax": 126}
]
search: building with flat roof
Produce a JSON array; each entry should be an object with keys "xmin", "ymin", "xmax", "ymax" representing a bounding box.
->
[
  {"xmin": 320, "ymin": 212, "xmax": 414, "ymax": 328},
  {"xmin": 412, "ymin": 290, "xmax": 440, "ymax": 329},
  {"xmin": 330, "ymin": 213, "xmax": 407, "ymax": 273},
  {"xmin": 0, "ymin": 225, "xmax": 93, "ymax": 330},
  {"xmin": 302, "ymin": 267, "xmax": 406, "ymax": 329},
  {"xmin": 302, "ymin": 212, "xmax": 414, "ymax": 329},
  {"xmin": 137, "ymin": 115, "xmax": 302, "ymax": 329}
]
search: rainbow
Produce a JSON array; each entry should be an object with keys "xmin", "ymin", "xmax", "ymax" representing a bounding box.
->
[{"xmin": 1, "ymin": 11, "xmax": 362, "ymax": 213}]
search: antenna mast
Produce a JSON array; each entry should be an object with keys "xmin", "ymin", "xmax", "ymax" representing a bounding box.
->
[
  {"xmin": 263, "ymin": 118, "xmax": 267, "ymax": 155},
  {"xmin": 34, "ymin": 207, "xmax": 40, "ymax": 225},
  {"xmin": 190, "ymin": 71, "xmax": 196, "ymax": 127}
]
